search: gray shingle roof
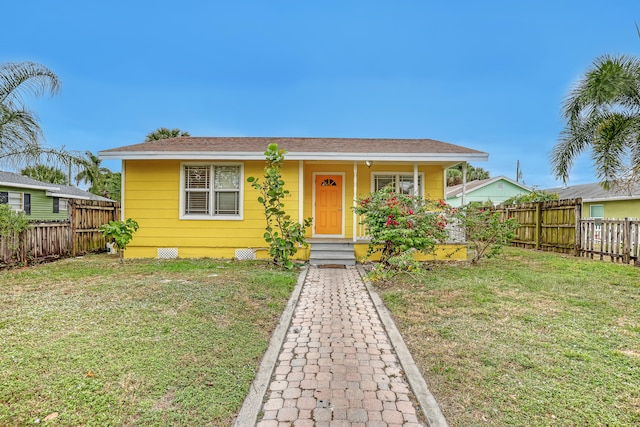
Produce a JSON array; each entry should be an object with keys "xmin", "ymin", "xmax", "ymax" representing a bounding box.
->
[
  {"xmin": 99, "ymin": 136, "xmax": 488, "ymax": 162},
  {"xmin": 0, "ymin": 170, "xmax": 114, "ymax": 201},
  {"xmin": 50, "ymin": 184, "xmax": 114, "ymax": 202},
  {"xmin": 0, "ymin": 170, "xmax": 59, "ymax": 190},
  {"xmin": 544, "ymin": 182, "xmax": 640, "ymax": 201}
]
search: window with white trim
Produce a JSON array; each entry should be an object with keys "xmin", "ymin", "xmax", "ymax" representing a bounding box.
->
[
  {"xmin": 9, "ymin": 192, "xmax": 23, "ymax": 210},
  {"xmin": 182, "ymin": 164, "xmax": 243, "ymax": 218},
  {"xmin": 373, "ymin": 173, "xmax": 423, "ymax": 196},
  {"xmin": 589, "ymin": 204, "xmax": 604, "ymax": 219},
  {"xmin": 53, "ymin": 197, "xmax": 68, "ymax": 214},
  {"xmin": 0, "ymin": 191, "xmax": 23, "ymax": 211},
  {"xmin": 0, "ymin": 191, "xmax": 30, "ymax": 214}
]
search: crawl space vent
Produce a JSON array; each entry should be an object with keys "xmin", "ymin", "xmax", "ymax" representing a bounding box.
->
[
  {"xmin": 157, "ymin": 248, "xmax": 179, "ymax": 259},
  {"xmin": 235, "ymin": 248, "xmax": 256, "ymax": 260}
]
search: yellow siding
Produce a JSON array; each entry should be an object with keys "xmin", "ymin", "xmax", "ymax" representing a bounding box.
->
[
  {"xmin": 123, "ymin": 159, "xmax": 456, "ymax": 260},
  {"xmin": 354, "ymin": 244, "xmax": 466, "ymax": 262},
  {"xmin": 123, "ymin": 159, "xmax": 302, "ymax": 258},
  {"xmin": 582, "ymin": 200, "xmax": 640, "ymax": 219}
]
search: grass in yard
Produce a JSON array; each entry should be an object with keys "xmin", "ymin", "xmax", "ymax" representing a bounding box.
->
[
  {"xmin": 378, "ymin": 247, "xmax": 640, "ymax": 426},
  {"xmin": 0, "ymin": 254, "xmax": 298, "ymax": 426}
]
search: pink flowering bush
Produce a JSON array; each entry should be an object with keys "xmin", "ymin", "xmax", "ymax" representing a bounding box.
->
[{"xmin": 354, "ymin": 187, "xmax": 450, "ymax": 264}]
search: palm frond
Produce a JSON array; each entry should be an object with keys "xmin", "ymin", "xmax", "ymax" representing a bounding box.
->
[
  {"xmin": 554, "ymin": 53, "xmax": 640, "ymax": 187},
  {"xmin": 0, "ymin": 62, "xmax": 60, "ymax": 108},
  {"xmin": 0, "ymin": 105, "xmax": 42, "ymax": 146},
  {"xmin": 551, "ymin": 118, "xmax": 594, "ymax": 182},
  {"xmin": 591, "ymin": 113, "xmax": 632, "ymax": 188},
  {"xmin": 562, "ymin": 55, "xmax": 640, "ymax": 123}
]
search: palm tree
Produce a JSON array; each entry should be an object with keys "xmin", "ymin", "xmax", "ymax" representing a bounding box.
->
[
  {"xmin": 446, "ymin": 164, "xmax": 491, "ymax": 186},
  {"xmin": 21, "ymin": 164, "xmax": 68, "ymax": 184},
  {"xmin": 0, "ymin": 61, "xmax": 62, "ymax": 165},
  {"xmin": 145, "ymin": 127, "xmax": 190, "ymax": 141},
  {"xmin": 75, "ymin": 151, "xmax": 110, "ymax": 193},
  {"xmin": 551, "ymin": 55, "xmax": 640, "ymax": 188}
]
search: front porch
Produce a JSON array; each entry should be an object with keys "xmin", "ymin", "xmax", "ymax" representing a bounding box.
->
[
  {"xmin": 300, "ymin": 161, "xmax": 446, "ymax": 242},
  {"xmin": 300, "ymin": 161, "xmax": 468, "ymax": 264}
]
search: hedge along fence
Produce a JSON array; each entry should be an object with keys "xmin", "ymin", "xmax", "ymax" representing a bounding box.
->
[
  {"xmin": 0, "ymin": 199, "xmax": 120, "ymax": 268},
  {"xmin": 492, "ymin": 199, "xmax": 582, "ymax": 255}
]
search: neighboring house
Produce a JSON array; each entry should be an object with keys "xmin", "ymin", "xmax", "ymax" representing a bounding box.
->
[
  {"xmin": 0, "ymin": 170, "xmax": 113, "ymax": 221},
  {"xmin": 544, "ymin": 182, "xmax": 640, "ymax": 219},
  {"xmin": 99, "ymin": 137, "xmax": 488, "ymax": 262},
  {"xmin": 446, "ymin": 175, "xmax": 531, "ymax": 207}
]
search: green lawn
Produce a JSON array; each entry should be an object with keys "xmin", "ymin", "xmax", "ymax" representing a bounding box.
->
[
  {"xmin": 0, "ymin": 255, "xmax": 297, "ymax": 426},
  {"xmin": 4, "ymin": 249, "xmax": 639, "ymax": 426},
  {"xmin": 379, "ymin": 247, "xmax": 640, "ymax": 426}
]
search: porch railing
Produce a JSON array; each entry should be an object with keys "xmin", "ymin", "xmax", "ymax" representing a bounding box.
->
[{"xmin": 355, "ymin": 214, "xmax": 466, "ymax": 244}]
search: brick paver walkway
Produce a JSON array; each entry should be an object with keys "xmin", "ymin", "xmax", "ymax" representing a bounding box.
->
[{"xmin": 256, "ymin": 266, "xmax": 424, "ymax": 427}]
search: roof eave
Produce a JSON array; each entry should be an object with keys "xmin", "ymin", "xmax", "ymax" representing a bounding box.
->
[
  {"xmin": 46, "ymin": 191, "xmax": 92, "ymax": 200},
  {"xmin": 0, "ymin": 181, "xmax": 59, "ymax": 191},
  {"xmin": 99, "ymin": 151, "xmax": 489, "ymax": 163},
  {"xmin": 582, "ymin": 196, "xmax": 640, "ymax": 203}
]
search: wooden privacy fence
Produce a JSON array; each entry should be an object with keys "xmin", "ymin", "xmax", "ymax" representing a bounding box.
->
[
  {"xmin": 0, "ymin": 199, "xmax": 120, "ymax": 267},
  {"xmin": 71, "ymin": 199, "xmax": 120, "ymax": 256},
  {"xmin": 492, "ymin": 199, "xmax": 582, "ymax": 255},
  {"xmin": 493, "ymin": 199, "xmax": 639, "ymax": 265}
]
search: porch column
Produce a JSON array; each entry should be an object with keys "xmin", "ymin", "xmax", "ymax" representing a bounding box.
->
[
  {"xmin": 462, "ymin": 162, "xmax": 467, "ymax": 205},
  {"xmin": 299, "ymin": 160, "xmax": 304, "ymax": 226},
  {"xmin": 413, "ymin": 163, "xmax": 419, "ymax": 196},
  {"xmin": 120, "ymin": 160, "xmax": 125, "ymax": 221},
  {"xmin": 353, "ymin": 161, "xmax": 358, "ymax": 242}
]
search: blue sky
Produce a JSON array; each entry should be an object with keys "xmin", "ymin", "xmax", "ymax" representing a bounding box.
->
[{"xmin": 3, "ymin": 1, "xmax": 639, "ymax": 188}]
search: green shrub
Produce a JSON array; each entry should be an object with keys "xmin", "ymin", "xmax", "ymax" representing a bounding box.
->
[
  {"xmin": 0, "ymin": 204, "xmax": 29, "ymax": 256},
  {"xmin": 453, "ymin": 204, "xmax": 519, "ymax": 264},
  {"xmin": 247, "ymin": 143, "xmax": 312, "ymax": 269},
  {"xmin": 98, "ymin": 218, "xmax": 139, "ymax": 263}
]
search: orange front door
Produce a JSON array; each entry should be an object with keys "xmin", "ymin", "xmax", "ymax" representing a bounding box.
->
[{"xmin": 315, "ymin": 175, "xmax": 342, "ymax": 235}]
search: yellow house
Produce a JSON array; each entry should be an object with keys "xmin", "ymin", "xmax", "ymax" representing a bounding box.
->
[
  {"xmin": 99, "ymin": 137, "xmax": 488, "ymax": 264},
  {"xmin": 545, "ymin": 182, "xmax": 640, "ymax": 220}
]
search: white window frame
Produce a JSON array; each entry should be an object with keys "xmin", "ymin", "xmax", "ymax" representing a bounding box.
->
[
  {"xmin": 59, "ymin": 199, "xmax": 68, "ymax": 212},
  {"xmin": 370, "ymin": 172, "xmax": 424, "ymax": 197},
  {"xmin": 8, "ymin": 191, "xmax": 24, "ymax": 211},
  {"xmin": 589, "ymin": 204, "xmax": 604, "ymax": 219},
  {"xmin": 179, "ymin": 162, "xmax": 244, "ymax": 220}
]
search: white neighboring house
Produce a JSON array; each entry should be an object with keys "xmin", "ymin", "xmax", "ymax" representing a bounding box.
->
[{"xmin": 446, "ymin": 175, "xmax": 532, "ymax": 207}]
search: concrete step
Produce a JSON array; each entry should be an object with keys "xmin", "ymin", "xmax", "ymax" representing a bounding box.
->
[
  {"xmin": 310, "ymin": 258, "xmax": 357, "ymax": 266},
  {"xmin": 311, "ymin": 242, "xmax": 355, "ymax": 251},
  {"xmin": 309, "ymin": 241, "xmax": 356, "ymax": 266},
  {"xmin": 310, "ymin": 251, "xmax": 356, "ymax": 260}
]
